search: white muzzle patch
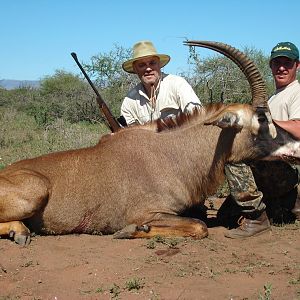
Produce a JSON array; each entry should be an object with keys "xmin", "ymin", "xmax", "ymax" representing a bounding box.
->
[{"xmin": 271, "ymin": 141, "xmax": 300, "ymax": 159}]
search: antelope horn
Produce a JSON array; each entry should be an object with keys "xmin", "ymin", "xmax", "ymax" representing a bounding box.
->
[{"xmin": 183, "ymin": 40, "xmax": 268, "ymax": 109}]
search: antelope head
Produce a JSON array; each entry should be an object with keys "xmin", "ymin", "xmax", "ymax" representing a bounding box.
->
[{"xmin": 183, "ymin": 40, "xmax": 300, "ymax": 163}]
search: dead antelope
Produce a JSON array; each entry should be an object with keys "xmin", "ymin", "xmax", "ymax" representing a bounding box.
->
[{"xmin": 1, "ymin": 41, "xmax": 299, "ymax": 246}]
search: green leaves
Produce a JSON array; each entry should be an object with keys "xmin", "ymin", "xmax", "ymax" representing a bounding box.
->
[{"xmin": 184, "ymin": 46, "xmax": 274, "ymax": 105}]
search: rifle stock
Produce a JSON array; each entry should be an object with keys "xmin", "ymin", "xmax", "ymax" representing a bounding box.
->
[{"xmin": 71, "ymin": 52, "xmax": 121, "ymax": 132}]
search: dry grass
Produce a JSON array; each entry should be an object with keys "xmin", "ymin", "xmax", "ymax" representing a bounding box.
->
[{"xmin": 0, "ymin": 107, "xmax": 108, "ymax": 167}]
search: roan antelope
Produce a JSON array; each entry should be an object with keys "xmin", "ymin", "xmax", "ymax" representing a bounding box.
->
[{"xmin": 0, "ymin": 41, "xmax": 300, "ymax": 245}]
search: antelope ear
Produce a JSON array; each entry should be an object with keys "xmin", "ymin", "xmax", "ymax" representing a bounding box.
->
[
  {"xmin": 254, "ymin": 107, "xmax": 277, "ymax": 139},
  {"xmin": 204, "ymin": 111, "xmax": 244, "ymax": 130}
]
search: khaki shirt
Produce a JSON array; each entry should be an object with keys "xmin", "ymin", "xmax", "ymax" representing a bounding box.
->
[
  {"xmin": 121, "ymin": 74, "xmax": 202, "ymax": 125},
  {"xmin": 268, "ymin": 80, "xmax": 300, "ymax": 121}
]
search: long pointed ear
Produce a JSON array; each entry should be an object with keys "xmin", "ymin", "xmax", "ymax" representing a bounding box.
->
[
  {"xmin": 255, "ymin": 107, "xmax": 277, "ymax": 138},
  {"xmin": 204, "ymin": 104, "xmax": 251, "ymax": 130}
]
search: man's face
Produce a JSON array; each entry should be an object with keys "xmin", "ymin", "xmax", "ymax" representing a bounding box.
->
[
  {"xmin": 270, "ymin": 56, "xmax": 299, "ymax": 89},
  {"xmin": 133, "ymin": 56, "xmax": 161, "ymax": 87}
]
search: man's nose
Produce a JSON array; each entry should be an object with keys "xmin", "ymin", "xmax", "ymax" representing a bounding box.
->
[
  {"xmin": 278, "ymin": 64, "xmax": 286, "ymax": 71},
  {"xmin": 145, "ymin": 65, "xmax": 153, "ymax": 71}
]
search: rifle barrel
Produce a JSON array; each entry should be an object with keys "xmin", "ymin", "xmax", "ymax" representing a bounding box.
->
[
  {"xmin": 71, "ymin": 52, "xmax": 101, "ymax": 99},
  {"xmin": 71, "ymin": 52, "xmax": 121, "ymax": 132}
]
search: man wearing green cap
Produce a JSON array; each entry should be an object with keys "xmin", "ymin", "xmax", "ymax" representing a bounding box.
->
[
  {"xmin": 268, "ymin": 42, "xmax": 300, "ymax": 138},
  {"xmin": 223, "ymin": 41, "xmax": 300, "ymax": 239},
  {"xmin": 120, "ymin": 40, "xmax": 202, "ymax": 125}
]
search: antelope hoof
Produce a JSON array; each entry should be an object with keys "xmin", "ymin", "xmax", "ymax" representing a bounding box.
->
[
  {"xmin": 9, "ymin": 231, "xmax": 31, "ymax": 246},
  {"xmin": 113, "ymin": 224, "xmax": 140, "ymax": 239},
  {"xmin": 137, "ymin": 224, "xmax": 150, "ymax": 232}
]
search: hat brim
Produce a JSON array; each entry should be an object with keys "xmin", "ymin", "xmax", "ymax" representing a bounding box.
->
[
  {"xmin": 270, "ymin": 52, "xmax": 299, "ymax": 61},
  {"xmin": 122, "ymin": 54, "xmax": 170, "ymax": 73}
]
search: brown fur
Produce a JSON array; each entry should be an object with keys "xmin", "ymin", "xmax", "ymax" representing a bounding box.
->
[{"xmin": 0, "ymin": 103, "xmax": 299, "ymax": 245}]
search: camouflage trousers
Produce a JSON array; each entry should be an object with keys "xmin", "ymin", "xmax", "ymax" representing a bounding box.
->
[{"xmin": 224, "ymin": 161, "xmax": 300, "ymax": 215}]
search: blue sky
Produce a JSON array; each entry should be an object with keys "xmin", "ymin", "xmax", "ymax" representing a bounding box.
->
[{"xmin": 1, "ymin": 0, "xmax": 299, "ymax": 80}]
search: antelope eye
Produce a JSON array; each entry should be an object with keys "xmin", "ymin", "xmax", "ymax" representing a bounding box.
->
[{"xmin": 257, "ymin": 114, "xmax": 267, "ymax": 123}]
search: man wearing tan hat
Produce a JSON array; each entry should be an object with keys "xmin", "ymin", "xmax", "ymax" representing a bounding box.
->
[{"xmin": 121, "ymin": 41, "xmax": 202, "ymax": 125}]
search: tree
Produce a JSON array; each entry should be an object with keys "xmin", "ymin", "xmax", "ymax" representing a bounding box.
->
[
  {"xmin": 40, "ymin": 70, "xmax": 87, "ymax": 97},
  {"xmin": 183, "ymin": 45, "xmax": 274, "ymax": 105},
  {"xmin": 82, "ymin": 44, "xmax": 138, "ymax": 117},
  {"xmin": 0, "ymin": 86, "xmax": 37, "ymax": 108},
  {"xmin": 26, "ymin": 70, "xmax": 100, "ymax": 126}
]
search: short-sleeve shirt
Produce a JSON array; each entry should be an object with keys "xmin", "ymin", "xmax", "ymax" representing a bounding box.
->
[
  {"xmin": 121, "ymin": 73, "xmax": 202, "ymax": 125},
  {"xmin": 268, "ymin": 80, "xmax": 300, "ymax": 121}
]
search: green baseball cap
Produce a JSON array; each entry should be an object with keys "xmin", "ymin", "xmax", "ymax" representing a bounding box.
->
[{"xmin": 270, "ymin": 42, "xmax": 299, "ymax": 61}]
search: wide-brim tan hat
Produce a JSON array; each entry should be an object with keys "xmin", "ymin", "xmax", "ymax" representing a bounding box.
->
[{"xmin": 122, "ymin": 41, "xmax": 170, "ymax": 73}]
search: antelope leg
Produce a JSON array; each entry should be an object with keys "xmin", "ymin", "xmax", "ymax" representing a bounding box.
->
[
  {"xmin": 113, "ymin": 214, "xmax": 208, "ymax": 239},
  {"xmin": 0, "ymin": 221, "xmax": 31, "ymax": 246},
  {"xmin": 0, "ymin": 169, "xmax": 50, "ymax": 245}
]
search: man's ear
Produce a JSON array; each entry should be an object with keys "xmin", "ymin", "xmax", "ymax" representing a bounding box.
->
[
  {"xmin": 269, "ymin": 59, "xmax": 273, "ymax": 68},
  {"xmin": 132, "ymin": 62, "xmax": 137, "ymax": 74},
  {"xmin": 296, "ymin": 60, "xmax": 300, "ymax": 71}
]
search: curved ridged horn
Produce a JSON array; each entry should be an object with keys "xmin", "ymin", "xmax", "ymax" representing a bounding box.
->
[{"xmin": 183, "ymin": 40, "xmax": 268, "ymax": 109}]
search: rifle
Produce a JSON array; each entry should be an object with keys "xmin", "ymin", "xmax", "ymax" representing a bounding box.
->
[{"xmin": 71, "ymin": 52, "xmax": 121, "ymax": 133}]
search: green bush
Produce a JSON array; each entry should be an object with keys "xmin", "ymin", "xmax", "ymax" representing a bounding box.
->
[{"xmin": 0, "ymin": 107, "xmax": 108, "ymax": 167}]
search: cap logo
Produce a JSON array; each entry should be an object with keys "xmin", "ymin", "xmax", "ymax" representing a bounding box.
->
[{"xmin": 274, "ymin": 46, "xmax": 292, "ymax": 52}]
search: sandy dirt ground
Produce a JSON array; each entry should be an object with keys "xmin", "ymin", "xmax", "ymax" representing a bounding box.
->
[{"xmin": 1, "ymin": 198, "xmax": 300, "ymax": 300}]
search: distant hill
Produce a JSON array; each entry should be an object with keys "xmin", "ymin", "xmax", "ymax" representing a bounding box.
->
[{"xmin": 0, "ymin": 79, "xmax": 40, "ymax": 90}]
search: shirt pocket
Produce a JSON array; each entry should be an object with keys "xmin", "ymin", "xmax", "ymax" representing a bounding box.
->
[{"xmin": 136, "ymin": 111, "xmax": 151, "ymax": 124}]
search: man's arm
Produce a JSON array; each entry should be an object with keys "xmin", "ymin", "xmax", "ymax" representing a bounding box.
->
[
  {"xmin": 120, "ymin": 98, "xmax": 138, "ymax": 126},
  {"xmin": 273, "ymin": 119, "xmax": 300, "ymax": 139},
  {"xmin": 175, "ymin": 76, "xmax": 202, "ymax": 113}
]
